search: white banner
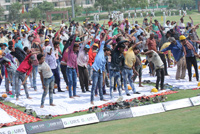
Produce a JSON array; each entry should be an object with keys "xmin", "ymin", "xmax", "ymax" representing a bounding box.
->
[
  {"xmin": 190, "ymin": 96, "xmax": 200, "ymax": 106},
  {"xmin": 0, "ymin": 125, "xmax": 27, "ymax": 134},
  {"xmin": 61, "ymin": 113, "xmax": 99, "ymax": 128},
  {"xmin": 131, "ymin": 103, "xmax": 165, "ymax": 117},
  {"xmin": 162, "ymin": 98, "xmax": 192, "ymax": 111}
]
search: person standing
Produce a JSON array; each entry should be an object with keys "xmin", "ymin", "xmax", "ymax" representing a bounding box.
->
[
  {"xmin": 37, "ymin": 54, "xmax": 56, "ymax": 108},
  {"xmin": 91, "ymin": 31, "xmax": 110, "ymax": 105},
  {"xmin": 66, "ymin": 34, "xmax": 79, "ymax": 98},
  {"xmin": 77, "ymin": 36, "xmax": 91, "ymax": 93},
  {"xmin": 182, "ymin": 34, "xmax": 199, "ymax": 81},
  {"xmin": 109, "ymin": 40, "xmax": 127, "ymax": 99},
  {"xmin": 123, "ymin": 41, "xmax": 142, "ymax": 96},
  {"xmin": 45, "ymin": 46, "xmax": 64, "ymax": 93},
  {"xmin": 161, "ymin": 37, "xmax": 186, "ymax": 80}
]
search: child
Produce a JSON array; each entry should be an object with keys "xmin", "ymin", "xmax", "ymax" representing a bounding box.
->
[{"xmin": 37, "ymin": 54, "xmax": 55, "ymax": 108}]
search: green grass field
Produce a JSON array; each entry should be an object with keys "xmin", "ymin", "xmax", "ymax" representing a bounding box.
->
[
  {"xmin": 78, "ymin": 11, "xmax": 200, "ymax": 35},
  {"xmin": 42, "ymin": 105, "xmax": 200, "ymax": 134}
]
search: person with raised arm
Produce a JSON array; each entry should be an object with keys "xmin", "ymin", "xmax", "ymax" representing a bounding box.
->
[{"xmin": 90, "ymin": 31, "xmax": 111, "ymax": 105}]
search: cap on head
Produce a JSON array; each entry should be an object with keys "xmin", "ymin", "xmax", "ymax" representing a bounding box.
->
[
  {"xmin": 45, "ymin": 39, "xmax": 49, "ymax": 42},
  {"xmin": 179, "ymin": 35, "xmax": 186, "ymax": 41},
  {"xmin": 21, "ymin": 29, "xmax": 25, "ymax": 32},
  {"xmin": 93, "ymin": 43, "xmax": 99, "ymax": 47},
  {"xmin": 85, "ymin": 44, "xmax": 90, "ymax": 49},
  {"xmin": 48, "ymin": 27, "xmax": 52, "ymax": 30}
]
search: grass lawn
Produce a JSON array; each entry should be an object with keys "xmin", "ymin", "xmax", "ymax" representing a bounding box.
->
[
  {"xmin": 42, "ymin": 105, "xmax": 200, "ymax": 134},
  {"xmin": 52, "ymin": 11, "xmax": 200, "ymax": 36}
]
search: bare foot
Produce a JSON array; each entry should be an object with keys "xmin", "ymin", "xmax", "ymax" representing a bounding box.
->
[
  {"xmin": 102, "ymin": 99, "xmax": 107, "ymax": 101},
  {"xmin": 70, "ymin": 96, "xmax": 74, "ymax": 98},
  {"xmin": 50, "ymin": 104, "xmax": 56, "ymax": 106},
  {"xmin": 40, "ymin": 105, "xmax": 44, "ymax": 108},
  {"xmin": 91, "ymin": 101, "xmax": 94, "ymax": 105},
  {"xmin": 27, "ymin": 97, "xmax": 32, "ymax": 99},
  {"xmin": 16, "ymin": 98, "xmax": 19, "ymax": 101},
  {"xmin": 74, "ymin": 95, "xmax": 80, "ymax": 97},
  {"xmin": 139, "ymin": 85, "xmax": 144, "ymax": 87},
  {"xmin": 95, "ymin": 94, "xmax": 98, "ymax": 97}
]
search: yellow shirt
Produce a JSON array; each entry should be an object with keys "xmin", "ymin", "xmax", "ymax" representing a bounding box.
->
[
  {"xmin": 125, "ymin": 47, "xmax": 136, "ymax": 68},
  {"xmin": 160, "ymin": 42, "xmax": 172, "ymax": 59}
]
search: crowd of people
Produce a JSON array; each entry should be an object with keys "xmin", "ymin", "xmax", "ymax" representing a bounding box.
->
[{"xmin": 0, "ymin": 13, "xmax": 199, "ymax": 108}]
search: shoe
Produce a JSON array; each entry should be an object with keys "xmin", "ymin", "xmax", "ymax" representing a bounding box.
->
[
  {"xmin": 82, "ymin": 91, "xmax": 86, "ymax": 93},
  {"xmin": 58, "ymin": 90, "xmax": 65, "ymax": 92},
  {"xmin": 134, "ymin": 92, "xmax": 140, "ymax": 94},
  {"xmin": 126, "ymin": 94, "xmax": 131, "ymax": 96},
  {"xmin": 86, "ymin": 90, "xmax": 91, "ymax": 92},
  {"xmin": 53, "ymin": 91, "xmax": 56, "ymax": 94},
  {"xmin": 88, "ymin": 107, "xmax": 93, "ymax": 113}
]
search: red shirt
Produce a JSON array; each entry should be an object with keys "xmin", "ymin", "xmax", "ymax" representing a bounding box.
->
[
  {"xmin": 88, "ymin": 47, "xmax": 97, "ymax": 66},
  {"xmin": 108, "ymin": 21, "xmax": 113, "ymax": 27},
  {"xmin": 17, "ymin": 54, "xmax": 33, "ymax": 76},
  {"xmin": 147, "ymin": 38, "xmax": 157, "ymax": 51}
]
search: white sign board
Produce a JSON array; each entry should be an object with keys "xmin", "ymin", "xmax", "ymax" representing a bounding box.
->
[
  {"xmin": 131, "ymin": 103, "xmax": 165, "ymax": 117},
  {"xmin": 190, "ymin": 96, "xmax": 200, "ymax": 106},
  {"xmin": 61, "ymin": 113, "xmax": 99, "ymax": 128},
  {"xmin": 162, "ymin": 98, "xmax": 192, "ymax": 111},
  {"xmin": 0, "ymin": 125, "xmax": 27, "ymax": 134}
]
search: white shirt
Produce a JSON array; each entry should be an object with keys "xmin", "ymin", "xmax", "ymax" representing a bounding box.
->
[
  {"xmin": 38, "ymin": 61, "xmax": 53, "ymax": 78},
  {"xmin": 147, "ymin": 50, "xmax": 164, "ymax": 69}
]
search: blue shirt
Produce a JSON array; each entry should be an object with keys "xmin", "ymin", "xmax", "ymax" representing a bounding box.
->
[
  {"xmin": 161, "ymin": 40, "xmax": 184, "ymax": 62},
  {"xmin": 15, "ymin": 40, "xmax": 23, "ymax": 50},
  {"xmin": 92, "ymin": 41, "xmax": 106, "ymax": 73}
]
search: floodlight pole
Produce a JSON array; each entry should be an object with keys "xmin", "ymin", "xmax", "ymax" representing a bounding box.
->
[{"xmin": 71, "ymin": 0, "xmax": 75, "ymax": 18}]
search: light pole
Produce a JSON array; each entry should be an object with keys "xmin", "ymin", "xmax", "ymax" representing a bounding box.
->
[{"xmin": 71, "ymin": 0, "xmax": 75, "ymax": 18}]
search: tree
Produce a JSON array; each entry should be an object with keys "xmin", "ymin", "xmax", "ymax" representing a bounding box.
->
[
  {"xmin": 94, "ymin": 0, "xmax": 113, "ymax": 11},
  {"xmin": 30, "ymin": 7, "xmax": 41, "ymax": 21},
  {"xmin": 0, "ymin": 6, "xmax": 5, "ymax": 16},
  {"xmin": 38, "ymin": 1, "xmax": 54, "ymax": 14},
  {"xmin": 84, "ymin": 7, "xmax": 95, "ymax": 16},
  {"xmin": 124, "ymin": 0, "xmax": 148, "ymax": 13},
  {"xmin": 8, "ymin": 2, "xmax": 22, "ymax": 22},
  {"xmin": 150, "ymin": 0, "xmax": 158, "ymax": 11},
  {"xmin": 20, "ymin": 12, "xmax": 31, "ymax": 21}
]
